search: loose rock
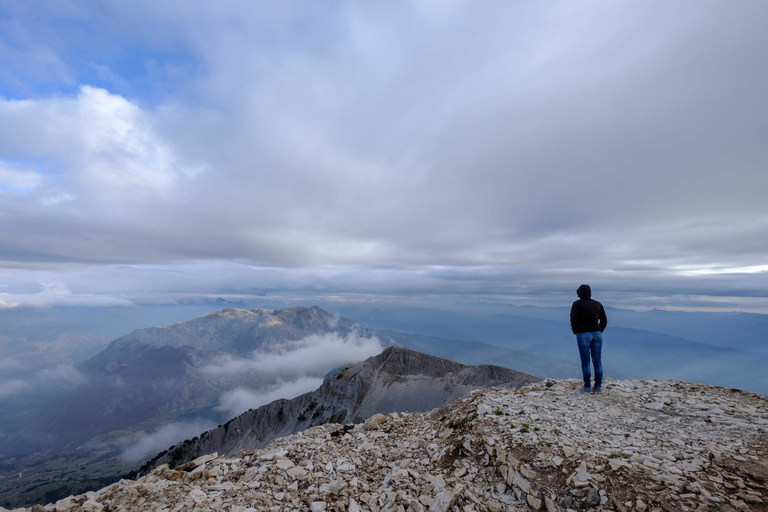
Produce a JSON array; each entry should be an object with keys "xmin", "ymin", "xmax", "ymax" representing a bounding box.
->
[{"xmin": 3, "ymin": 379, "xmax": 766, "ymax": 512}]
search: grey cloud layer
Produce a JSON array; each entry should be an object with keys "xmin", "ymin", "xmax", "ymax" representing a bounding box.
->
[
  {"xmin": 1, "ymin": 1, "xmax": 767, "ymax": 309},
  {"xmin": 204, "ymin": 330, "xmax": 383, "ymax": 416}
]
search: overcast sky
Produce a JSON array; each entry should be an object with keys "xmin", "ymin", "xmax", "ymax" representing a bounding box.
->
[{"xmin": 1, "ymin": 1, "xmax": 767, "ymax": 312}]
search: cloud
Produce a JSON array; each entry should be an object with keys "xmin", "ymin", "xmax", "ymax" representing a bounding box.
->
[
  {"xmin": 203, "ymin": 331, "xmax": 383, "ymax": 379},
  {"xmin": 215, "ymin": 377, "xmax": 323, "ymax": 418},
  {"xmin": 3, "ymin": 260, "xmax": 768, "ymax": 313},
  {"xmin": 205, "ymin": 330, "xmax": 382, "ymax": 417},
  {"xmin": 120, "ymin": 420, "xmax": 216, "ymax": 464},
  {"xmin": 0, "ymin": 357, "xmax": 23, "ymax": 376},
  {"xmin": 0, "ymin": 2, "xmax": 767, "ymax": 311},
  {"xmin": 0, "ymin": 161, "xmax": 41, "ymax": 192},
  {"xmin": 0, "ymin": 363, "xmax": 87, "ymax": 400},
  {"xmin": 0, "ymin": 379, "xmax": 32, "ymax": 399},
  {"xmin": 39, "ymin": 364, "xmax": 87, "ymax": 387},
  {"xmin": 0, "ymin": 281, "xmax": 134, "ymax": 309},
  {"xmin": 0, "ymin": 85, "xmax": 200, "ymax": 195}
]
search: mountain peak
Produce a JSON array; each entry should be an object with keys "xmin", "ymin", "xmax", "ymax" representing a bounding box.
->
[
  {"xmin": 270, "ymin": 305, "xmax": 339, "ymax": 330},
  {"xmin": 202, "ymin": 307, "xmax": 262, "ymax": 319}
]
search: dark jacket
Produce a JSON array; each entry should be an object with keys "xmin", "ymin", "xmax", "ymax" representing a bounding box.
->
[{"xmin": 570, "ymin": 284, "xmax": 607, "ymax": 334}]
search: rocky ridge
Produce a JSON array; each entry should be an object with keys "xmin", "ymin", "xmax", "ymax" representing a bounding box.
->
[
  {"xmin": 131, "ymin": 346, "xmax": 541, "ymax": 476},
  {"xmin": 6, "ymin": 378, "xmax": 767, "ymax": 512}
]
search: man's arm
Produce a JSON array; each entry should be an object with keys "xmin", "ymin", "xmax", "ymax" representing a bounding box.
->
[
  {"xmin": 599, "ymin": 304, "xmax": 607, "ymax": 332},
  {"xmin": 570, "ymin": 303, "xmax": 577, "ymax": 334}
]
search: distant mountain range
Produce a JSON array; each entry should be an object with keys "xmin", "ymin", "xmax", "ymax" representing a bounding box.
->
[{"xmin": 333, "ymin": 305, "xmax": 768, "ymax": 394}]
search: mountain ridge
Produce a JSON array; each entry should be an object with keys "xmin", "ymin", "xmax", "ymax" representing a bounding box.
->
[{"xmin": 128, "ymin": 346, "xmax": 541, "ymax": 478}]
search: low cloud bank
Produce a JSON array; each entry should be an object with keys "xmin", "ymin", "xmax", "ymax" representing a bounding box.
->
[
  {"xmin": 203, "ymin": 331, "xmax": 383, "ymax": 380},
  {"xmin": 204, "ymin": 331, "xmax": 383, "ymax": 417},
  {"xmin": 0, "ymin": 379, "xmax": 32, "ymax": 399},
  {"xmin": 0, "ymin": 364, "xmax": 86, "ymax": 401},
  {"xmin": 121, "ymin": 420, "xmax": 217, "ymax": 465},
  {"xmin": 0, "ymin": 358, "xmax": 23, "ymax": 376},
  {"xmin": 39, "ymin": 364, "xmax": 87, "ymax": 387},
  {"xmin": 0, "ymin": 282, "xmax": 134, "ymax": 309},
  {"xmin": 215, "ymin": 377, "xmax": 323, "ymax": 418}
]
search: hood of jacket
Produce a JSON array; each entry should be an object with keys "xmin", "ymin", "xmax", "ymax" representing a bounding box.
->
[{"xmin": 577, "ymin": 284, "xmax": 592, "ymax": 299}]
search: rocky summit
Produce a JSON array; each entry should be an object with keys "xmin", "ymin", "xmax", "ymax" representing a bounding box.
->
[{"xmin": 5, "ymin": 379, "xmax": 767, "ymax": 512}]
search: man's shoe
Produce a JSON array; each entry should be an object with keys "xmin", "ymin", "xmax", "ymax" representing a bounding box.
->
[
  {"xmin": 592, "ymin": 387, "xmax": 602, "ymax": 394},
  {"xmin": 579, "ymin": 387, "xmax": 591, "ymax": 393}
]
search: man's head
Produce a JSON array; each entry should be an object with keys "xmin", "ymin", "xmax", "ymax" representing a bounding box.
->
[{"xmin": 577, "ymin": 284, "xmax": 592, "ymax": 299}]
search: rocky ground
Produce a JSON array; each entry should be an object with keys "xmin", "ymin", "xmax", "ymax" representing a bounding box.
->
[{"xmin": 4, "ymin": 378, "xmax": 767, "ymax": 512}]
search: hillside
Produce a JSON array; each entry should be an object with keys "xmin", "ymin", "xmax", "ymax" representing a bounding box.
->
[{"xmin": 8, "ymin": 378, "xmax": 766, "ymax": 512}]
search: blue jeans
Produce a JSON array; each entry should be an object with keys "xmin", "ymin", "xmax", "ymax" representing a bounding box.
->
[{"xmin": 576, "ymin": 331, "xmax": 603, "ymax": 389}]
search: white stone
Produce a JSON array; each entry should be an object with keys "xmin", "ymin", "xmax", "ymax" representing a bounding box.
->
[
  {"xmin": 320, "ymin": 480, "xmax": 346, "ymax": 495},
  {"xmin": 337, "ymin": 461, "xmax": 354, "ymax": 471},
  {"xmin": 189, "ymin": 489, "xmax": 207, "ymax": 503},
  {"xmin": 286, "ymin": 466, "xmax": 307, "ymax": 478},
  {"xmin": 430, "ymin": 490, "xmax": 457, "ymax": 512},
  {"xmin": 54, "ymin": 497, "xmax": 76, "ymax": 512},
  {"xmin": 527, "ymin": 493, "xmax": 543, "ymax": 510},
  {"xmin": 609, "ymin": 458, "xmax": 631, "ymax": 471},
  {"xmin": 574, "ymin": 471, "xmax": 591, "ymax": 482},
  {"xmin": 644, "ymin": 401, "xmax": 664, "ymax": 411},
  {"xmin": 192, "ymin": 452, "xmax": 218, "ymax": 466},
  {"xmin": 363, "ymin": 414, "xmax": 387, "ymax": 430},
  {"xmin": 276, "ymin": 458, "xmax": 295, "ymax": 470},
  {"xmin": 81, "ymin": 500, "xmax": 104, "ymax": 512}
]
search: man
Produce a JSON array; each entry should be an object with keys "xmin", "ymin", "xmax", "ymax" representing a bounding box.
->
[{"xmin": 570, "ymin": 284, "xmax": 607, "ymax": 394}]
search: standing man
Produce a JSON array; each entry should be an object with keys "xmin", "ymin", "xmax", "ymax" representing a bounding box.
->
[{"xmin": 570, "ymin": 284, "xmax": 607, "ymax": 394}]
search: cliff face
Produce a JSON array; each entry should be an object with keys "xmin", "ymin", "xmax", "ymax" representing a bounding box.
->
[
  {"xmin": 130, "ymin": 346, "xmax": 541, "ymax": 477},
  {"xmin": 15, "ymin": 378, "xmax": 767, "ymax": 512}
]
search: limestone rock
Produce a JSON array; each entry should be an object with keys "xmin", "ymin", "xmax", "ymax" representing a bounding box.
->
[
  {"xmin": 8, "ymin": 379, "xmax": 767, "ymax": 512},
  {"xmin": 430, "ymin": 490, "xmax": 456, "ymax": 512},
  {"xmin": 364, "ymin": 413, "xmax": 388, "ymax": 431}
]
